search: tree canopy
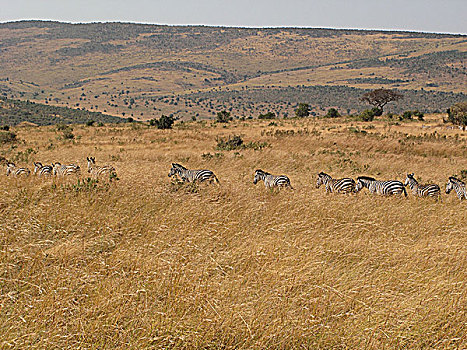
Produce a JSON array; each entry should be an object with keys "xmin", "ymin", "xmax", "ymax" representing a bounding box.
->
[{"xmin": 360, "ymin": 89, "xmax": 403, "ymax": 112}]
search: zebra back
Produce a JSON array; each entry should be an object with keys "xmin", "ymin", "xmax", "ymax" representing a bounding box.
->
[
  {"xmin": 317, "ymin": 172, "xmax": 354, "ymax": 193},
  {"xmin": 53, "ymin": 162, "xmax": 81, "ymax": 176},
  {"xmin": 405, "ymin": 173, "xmax": 440, "ymax": 198},
  {"xmin": 357, "ymin": 176, "xmax": 406, "ymax": 196},
  {"xmin": 34, "ymin": 162, "xmax": 53, "ymax": 176},
  {"xmin": 7, "ymin": 163, "xmax": 30, "ymax": 177},
  {"xmin": 87, "ymin": 157, "xmax": 116, "ymax": 178},
  {"xmin": 169, "ymin": 163, "xmax": 219, "ymax": 184},
  {"xmin": 254, "ymin": 169, "xmax": 292, "ymax": 189}
]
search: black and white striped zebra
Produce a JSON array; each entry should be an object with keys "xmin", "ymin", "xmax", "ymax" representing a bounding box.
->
[
  {"xmin": 253, "ymin": 169, "xmax": 293, "ymax": 189},
  {"xmin": 33, "ymin": 162, "xmax": 53, "ymax": 176},
  {"xmin": 168, "ymin": 163, "xmax": 220, "ymax": 184},
  {"xmin": 356, "ymin": 176, "xmax": 407, "ymax": 197},
  {"xmin": 446, "ymin": 176, "xmax": 467, "ymax": 200},
  {"xmin": 316, "ymin": 172, "xmax": 355, "ymax": 194},
  {"xmin": 87, "ymin": 157, "xmax": 117, "ymax": 179},
  {"xmin": 53, "ymin": 162, "xmax": 81, "ymax": 176},
  {"xmin": 6, "ymin": 163, "xmax": 31, "ymax": 177},
  {"xmin": 404, "ymin": 173, "xmax": 440, "ymax": 198}
]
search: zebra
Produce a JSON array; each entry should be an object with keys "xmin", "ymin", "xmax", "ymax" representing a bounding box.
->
[
  {"xmin": 445, "ymin": 176, "xmax": 467, "ymax": 200},
  {"xmin": 86, "ymin": 157, "xmax": 117, "ymax": 179},
  {"xmin": 168, "ymin": 163, "xmax": 219, "ymax": 184},
  {"xmin": 33, "ymin": 162, "xmax": 53, "ymax": 176},
  {"xmin": 253, "ymin": 169, "xmax": 293, "ymax": 189},
  {"xmin": 316, "ymin": 172, "xmax": 355, "ymax": 194},
  {"xmin": 404, "ymin": 173, "xmax": 440, "ymax": 198},
  {"xmin": 52, "ymin": 162, "xmax": 81, "ymax": 176},
  {"xmin": 355, "ymin": 176, "xmax": 407, "ymax": 197},
  {"xmin": 6, "ymin": 163, "xmax": 30, "ymax": 177}
]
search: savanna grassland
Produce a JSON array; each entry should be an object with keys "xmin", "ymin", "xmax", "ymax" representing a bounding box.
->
[{"xmin": 1, "ymin": 115, "xmax": 466, "ymax": 349}]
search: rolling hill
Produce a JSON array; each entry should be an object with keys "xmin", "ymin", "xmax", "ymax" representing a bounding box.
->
[{"xmin": 0, "ymin": 21, "xmax": 465, "ymax": 122}]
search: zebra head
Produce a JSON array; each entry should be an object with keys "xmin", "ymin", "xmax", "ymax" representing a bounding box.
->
[
  {"xmin": 355, "ymin": 178, "xmax": 364, "ymax": 192},
  {"xmin": 446, "ymin": 179, "xmax": 453, "ymax": 194},
  {"xmin": 33, "ymin": 162, "xmax": 43, "ymax": 175},
  {"xmin": 87, "ymin": 157, "xmax": 95, "ymax": 172},
  {"xmin": 316, "ymin": 172, "xmax": 329, "ymax": 188},
  {"xmin": 253, "ymin": 170, "xmax": 265, "ymax": 184},
  {"xmin": 404, "ymin": 173, "xmax": 416, "ymax": 187},
  {"xmin": 6, "ymin": 162, "xmax": 15, "ymax": 176},
  {"xmin": 52, "ymin": 162, "xmax": 61, "ymax": 175},
  {"xmin": 168, "ymin": 163, "xmax": 183, "ymax": 177}
]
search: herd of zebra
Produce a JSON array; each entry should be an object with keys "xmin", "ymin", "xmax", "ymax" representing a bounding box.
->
[
  {"xmin": 5, "ymin": 157, "xmax": 116, "ymax": 179},
  {"xmin": 168, "ymin": 163, "xmax": 466, "ymax": 201},
  {"xmin": 4, "ymin": 159, "xmax": 467, "ymax": 201}
]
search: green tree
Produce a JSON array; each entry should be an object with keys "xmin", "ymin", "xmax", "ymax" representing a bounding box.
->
[
  {"xmin": 446, "ymin": 102, "xmax": 467, "ymax": 131},
  {"xmin": 360, "ymin": 89, "xmax": 403, "ymax": 113},
  {"xmin": 295, "ymin": 103, "xmax": 310, "ymax": 118},
  {"xmin": 324, "ymin": 108, "xmax": 340, "ymax": 118},
  {"xmin": 216, "ymin": 110, "xmax": 232, "ymax": 123}
]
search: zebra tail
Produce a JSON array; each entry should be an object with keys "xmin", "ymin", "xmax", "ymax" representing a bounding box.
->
[{"xmin": 213, "ymin": 175, "xmax": 220, "ymax": 185}]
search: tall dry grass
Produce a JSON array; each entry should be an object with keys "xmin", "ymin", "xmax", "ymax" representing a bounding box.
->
[{"xmin": 0, "ymin": 116, "xmax": 466, "ymax": 349}]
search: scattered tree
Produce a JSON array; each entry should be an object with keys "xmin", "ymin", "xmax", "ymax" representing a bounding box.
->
[
  {"xmin": 216, "ymin": 110, "xmax": 232, "ymax": 123},
  {"xmin": 295, "ymin": 103, "xmax": 310, "ymax": 118},
  {"xmin": 149, "ymin": 115, "xmax": 175, "ymax": 129},
  {"xmin": 360, "ymin": 88, "xmax": 403, "ymax": 113},
  {"xmin": 258, "ymin": 111, "xmax": 276, "ymax": 119},
  {"xmin": 324, "ymin": 108, "xmax": 341, "ymax": 118},
  {"xmin": 446, "ymin": 102, "xmax": 467, "ymax": 130}
]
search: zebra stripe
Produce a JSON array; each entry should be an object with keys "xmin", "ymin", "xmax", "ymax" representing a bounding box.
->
[
  {"xmin": 87, "ymin": 157, "xmax": 116, "ymax": 178},
  {"xmin": 316, "ymin": 172, "xmax": 355, "ymax": 193},
  {"xmin": 253, "ymin": 169, "xmax": 293, "ymax": 189},
  {"xmin": 446, "ymin": 177, "xmax": 467, "ymax": 200},
  {"xmin": 356, "ymin": 176, "xmax": 407, "ymax": 196},
  {"xmin": 404, "ymin": 173, "xmax": 440, "ymax": 198},
  {"xmin": 168, "ymin": 163, "xmax": 219, "ymax": 184},
  {"xmin": 6, "ymin": 163, "xmax": 31, "ymax": 177},
  {"xmin": 33, "ymin": 162, "xmax": 53, "ymax": 176},
  {"xmin": 53, "ymin": 162, "xmax": 81, "ymax": 176}
]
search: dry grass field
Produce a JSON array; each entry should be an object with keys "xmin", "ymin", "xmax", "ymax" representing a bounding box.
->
[{"xmin": 1, "ymin": 115, "xmax": 466, "ymax": 349}]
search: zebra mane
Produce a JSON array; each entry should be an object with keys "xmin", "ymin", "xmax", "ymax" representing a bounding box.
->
[
  {"xmin": 172, "ymin": 163, "xmax": 187, "ymax": 170},
  {"xmin": 357, "ymin": 176, "xmax": 376, "ymax": 181},
  {"xmin": 7, "ymin": 162, "xmax": 15, "ymax": 167},
  {"xmin": 255, "ymin": 169, "xmax": 270, "ymax": 175},
  {"xmin": 449, "ymin": 176, "xmax": 465, "ymax": 185}
]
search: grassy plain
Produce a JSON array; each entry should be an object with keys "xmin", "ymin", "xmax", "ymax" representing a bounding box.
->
[{"xmin": 1, "ymin": 115, "xmax": 466, "ymax": 349}]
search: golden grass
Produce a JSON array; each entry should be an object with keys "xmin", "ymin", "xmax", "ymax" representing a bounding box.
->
[{"xmin": 1, "ymin": 117, "xmax": 466, "ymax": 349}]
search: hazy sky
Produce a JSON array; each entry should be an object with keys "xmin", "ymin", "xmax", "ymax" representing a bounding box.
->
[{"xmin": 0, "ymin": 0, "xmax": 465, "ymax": 34}]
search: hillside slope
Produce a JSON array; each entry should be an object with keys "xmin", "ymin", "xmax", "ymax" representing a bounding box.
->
[{"xmin": 0, "ymin": 21, "xmax": 465, "ymax": 121}]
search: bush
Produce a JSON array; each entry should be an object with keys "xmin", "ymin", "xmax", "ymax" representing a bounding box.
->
[
  {"xmin": 86, "ymin": 120, "xmax": 95, "ymax": 126},
  {"xmin": 216, "ymin": 110, "xmax": 232, "ymax": 123},
  {"xmin": 0, "ymin": 125, "xmax": 10, "ymax": 131},
  {"xmin": 0, "ymin": 131, "xmax": 17, "ymax": 144},
  {"xmin": 400, "ymin": 110, "xmax": 424, "ymax": 121},
  {"xmin": 62, "ymin": 129, "xmax": 75, "ymax": 140},
  {"xmin": 446, "ymin": 102, "xmax": 467, "ymax": 130},
  {"xmin": 295, "ymin": 103, "xmax": 310, "ymax": 118},
  {"xmin": 149, "ymin": 115, "xmax": 175, "ymax": 129},
  {"xmin": 258, "ymin": 112, "xmax": 276, "ymax": 119},
  {"xmin": 324, "ymin": 108, "xmax": 341, "ymax": 118},
  {"xmin": 126, "ymin": 117, "xmax": 134, "ymax": 123},
  {"xmin": 358, "ymin": 109, "xmax": 376, "ymax": 122},
  {"xmin": 372, "ymin": 107, "xmax": 383, "ymax": 116},
  {"xmin": 216, "ymin": 135, "xmax": 243, "ymax": 150}
]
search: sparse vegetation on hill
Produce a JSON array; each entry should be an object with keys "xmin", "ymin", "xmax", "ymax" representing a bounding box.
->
[
  {"xmin": 0, "ymin": 97, "xmax": 122, "ymax": 126},
  {"xmin": 0, "ymin": 21, "xmax": 465, "ymax": 122}
]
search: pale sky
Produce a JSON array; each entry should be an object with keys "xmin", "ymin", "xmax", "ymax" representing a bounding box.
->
[{"xmin": 0, "ymin": 0, "xmax": 466, "ymax": 34}]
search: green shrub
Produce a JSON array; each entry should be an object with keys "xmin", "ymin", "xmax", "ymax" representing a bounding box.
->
[
  {"xmin": 258, "ymin": 112, "xmax": 276, "ymax": 119},
  {"xmin": 149, "ymin": 115, "xmax": 175, "ymax": 129},
  {"xmin": 62, "ymin": 129, "xmax": 75, "ymax": 140},
  {"xmin": 324, "ymin": 108, "xmax": 341, "ymax": 118},
  {"xmin": 216, "ymin": 135, "xmax": 244, "ymax": 150},
  {"xmin": 0, "ymin": 131, "xmax": 17, "ymax": 144},
  {"xmin": 358, "ymin": 109, "xmax": 375, "ymax": 122},
  {"xmin": 0, "ymin": 125, "xmax": 9, "ymax": 131},
  {"xmin": 86, "ymin": 120, "xmax": 95, "ymax": 126},
  {"xmin": 216, "ymin": 110, "xmax": 232, "ymax": 123}
]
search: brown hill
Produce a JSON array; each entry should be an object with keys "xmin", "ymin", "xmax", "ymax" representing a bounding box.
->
[{"xmin": 0, "ymin": 21, "xmax": 465, "ymax": 121}]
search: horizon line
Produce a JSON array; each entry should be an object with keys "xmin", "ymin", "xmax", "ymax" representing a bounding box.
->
[{"xmin": 1, "ymin": 19, "xmax": 465, "ymax": 36}]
